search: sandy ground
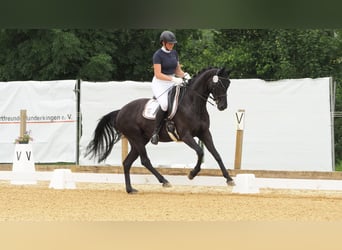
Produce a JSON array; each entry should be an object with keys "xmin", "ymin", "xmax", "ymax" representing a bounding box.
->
[{"xmin": 1, "ymin": 180, "xmax": 342, "ymax": 222}]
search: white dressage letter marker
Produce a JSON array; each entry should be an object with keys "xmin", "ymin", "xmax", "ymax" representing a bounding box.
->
[
  {"xmin": 11, "ymin": 144, "xmax": 37, "ymax": 185},
  {"xmin": 235, "ymin": 109, "xmax": 245, "ymax": 130}
]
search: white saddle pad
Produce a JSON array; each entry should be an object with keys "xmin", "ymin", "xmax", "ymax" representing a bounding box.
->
[{"xmin": 142, "ymin": 99, "xmax": 159, "ymax": 120}]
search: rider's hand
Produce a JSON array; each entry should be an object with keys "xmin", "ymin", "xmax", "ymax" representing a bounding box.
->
[
  {"xmin": 172, "ymin": 76, "xmax": 184, "ymax": 86},
  {"xmin": 183, "ymin": 72, "xmax": 191, "ymax": 81}
]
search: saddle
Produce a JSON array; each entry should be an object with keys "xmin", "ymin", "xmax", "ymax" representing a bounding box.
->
[{"xmin": 142, "ymin": 85, "xmax": 186, "ymax": 141}]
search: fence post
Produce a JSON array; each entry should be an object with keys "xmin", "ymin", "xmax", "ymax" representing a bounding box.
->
[
  {"xmin": 20, "ymin": 109, "xmax": 27, "ymax": 138},
  {"xmin": 234, "ymin": 109, "xmax": 245, "ymax": 170},
  {"xmin": 75, "ymin": 79, "xmax": 81, "ymax": 165}
]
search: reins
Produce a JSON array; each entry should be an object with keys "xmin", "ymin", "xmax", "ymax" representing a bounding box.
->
[{"xmin": 190, "ymin": 89, "xmax": 216, "ymax": 106}]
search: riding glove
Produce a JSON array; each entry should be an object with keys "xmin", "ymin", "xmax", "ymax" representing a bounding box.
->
[
  {"xmin": 172, "ymin": 76, "xmax": 184, "ymax": 86},
  {"xmin": 183, "ymin": 72, "xmax": 191, "ymax": 81}
]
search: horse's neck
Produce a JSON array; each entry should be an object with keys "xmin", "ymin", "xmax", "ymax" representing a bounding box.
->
[{"xmin": 187, "ymin": 76, "xmax": 210, "ymax": 115}]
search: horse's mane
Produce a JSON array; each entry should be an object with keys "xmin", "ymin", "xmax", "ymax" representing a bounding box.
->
[{"xmin": 187, "ymin": 67, "xmax": 218, "ymax": 86}]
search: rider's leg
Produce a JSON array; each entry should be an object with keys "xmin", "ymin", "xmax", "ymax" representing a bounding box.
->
[{"xmin": 151, "ymin": 107, "xmax": 167, "ymax": 145}]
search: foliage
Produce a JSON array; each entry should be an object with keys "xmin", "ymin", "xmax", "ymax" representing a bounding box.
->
[
  {"xmin": 335, "ymin": 160, "xmax": 342, "ymax": 171},
  {"xmin": 14, "ymin": 130, "xmax": 33, "ymax": 144},
  {"xmin": 176, "ymin": 29, "xmax": 219, "ymax": 75},
  {"xmin": 213, "ymin": 29, "xmax": 342, "ymax": 80},
  {"xmin": 80, "ymin": 53, "xmax": 114, "ymax": 81}
]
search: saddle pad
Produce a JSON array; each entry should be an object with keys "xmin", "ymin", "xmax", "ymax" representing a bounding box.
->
[{"xmin": 142, "ymin": 99, "xmax": 159, "ymax": 120}]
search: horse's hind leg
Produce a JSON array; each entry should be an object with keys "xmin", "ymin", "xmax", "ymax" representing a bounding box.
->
[
  {"xmin": 123, "ymin": 147, "xmax": 139, "ymax": 194},
  {"xmin": 130, "ymin": 140, "xmax": 171, "ymax": 188}
]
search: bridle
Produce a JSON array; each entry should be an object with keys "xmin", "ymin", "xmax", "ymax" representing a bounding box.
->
[
  {"xmin": 211, "ymin": 75, "xmax": 230, "ymax": 99},
  {"xmin": 188, "ymin": 74, "xmax": 230, "ymax": 107}
]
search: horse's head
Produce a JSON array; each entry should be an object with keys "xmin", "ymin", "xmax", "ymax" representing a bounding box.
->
[{"xmin": 209, "ymin": 67, "xmax": 231, "ymax": 111}]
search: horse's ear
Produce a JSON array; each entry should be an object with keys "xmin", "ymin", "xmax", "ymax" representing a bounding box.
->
[
  {"xmin": 217, "ymin": 67, "xmax": 225, "ymax": 75},
  {"xmin": 218, "ymin": 66, "xmax": 231, "ymax": 76}
]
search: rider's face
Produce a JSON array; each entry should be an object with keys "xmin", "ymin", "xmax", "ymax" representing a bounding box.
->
[{"xmin": 164, "ymin": 42, "xmax": 175, "ymax": 51}]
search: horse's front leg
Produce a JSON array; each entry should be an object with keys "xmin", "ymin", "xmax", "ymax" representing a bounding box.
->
[
  {"xmin": 199, "ymin": 130, "xmax": 235, "ymax": 186},
  {"xmin": 181, "ymin": 134, "xmax": 204, "ymax": 180}
]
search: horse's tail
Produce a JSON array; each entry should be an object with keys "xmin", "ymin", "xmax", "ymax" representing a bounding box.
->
[{"xmin": 85, "ymin": 110, "xmax": 122, "ymax": 163}]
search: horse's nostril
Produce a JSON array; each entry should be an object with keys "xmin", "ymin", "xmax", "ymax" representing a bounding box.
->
[{"xmin": 218, "ymin": 103, "xmax": 227, "ymax": 111}]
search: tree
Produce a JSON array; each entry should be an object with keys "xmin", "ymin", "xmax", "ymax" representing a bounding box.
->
[
  {"xmin": 111, "ymin": 29, "xmax": 161, "ymax": 81},
  {"xmin": 80, "ymin": 53, "xmax": 114, "ymax": 81},
  {"xmin": 0, "ymin": 29, "xmax": 55, "ymax": 80},
  {"xmin": 213, "ymin": 29, "xmax": 342, "ymax": 80},
  {"xmin": 176, "ymin": 29, "xmax": 219, "ymax": 75}
]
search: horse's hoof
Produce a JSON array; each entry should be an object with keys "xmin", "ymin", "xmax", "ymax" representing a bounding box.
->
[
  {"xmin": 127, "ymin": 188, "xmax": 139, "ymax": 194},
  {"xmin": 163, "ymin": 182, "xmax": 172, "ymax": 188},
  {"xmin": 188, "ymin": 171, "xmax": 194, "ymax": 180},
  {"xmin": 227, "ymin": 180, "xmax": 235, "ymax": 186}
]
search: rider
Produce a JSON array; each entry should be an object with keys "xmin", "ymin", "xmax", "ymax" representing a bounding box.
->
[{"xmin": 150, "ymin": 30, "xmax": 191, "ymax": 145}]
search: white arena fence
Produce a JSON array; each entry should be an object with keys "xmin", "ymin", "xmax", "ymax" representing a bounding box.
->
[{"xmin": 0, "ymin": 77, "xmax": 335, "ymax": 172}]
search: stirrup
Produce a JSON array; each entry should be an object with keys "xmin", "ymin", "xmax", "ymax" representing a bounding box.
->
[{"xmin": 150, "ymin": 134, "xmax": 159, "ymax": 145}]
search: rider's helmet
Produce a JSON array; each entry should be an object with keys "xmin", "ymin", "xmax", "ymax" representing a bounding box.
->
[{"xmin": 160, "ymin": 30, "xmax": 177, "ymax": 44}]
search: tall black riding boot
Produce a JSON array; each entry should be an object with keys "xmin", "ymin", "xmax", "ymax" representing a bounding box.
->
[{"xmin": 151, "ymin": 107, "xmax": 167, "ymax": 145}]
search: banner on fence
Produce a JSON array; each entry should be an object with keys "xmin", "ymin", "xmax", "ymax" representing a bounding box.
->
[{"xmin": 0, "ymin": 80, "xmax": 77, "ymax": 163}]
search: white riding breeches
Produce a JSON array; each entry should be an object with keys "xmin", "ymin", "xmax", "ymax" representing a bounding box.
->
[{"xmin": 151, "ymin": 76, "xmax": 174, "ymax": 111}]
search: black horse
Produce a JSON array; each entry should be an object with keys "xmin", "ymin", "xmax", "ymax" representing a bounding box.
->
[{"xmin": 85, "ymin": 67, "xmax": 235, "ymax": 193}]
